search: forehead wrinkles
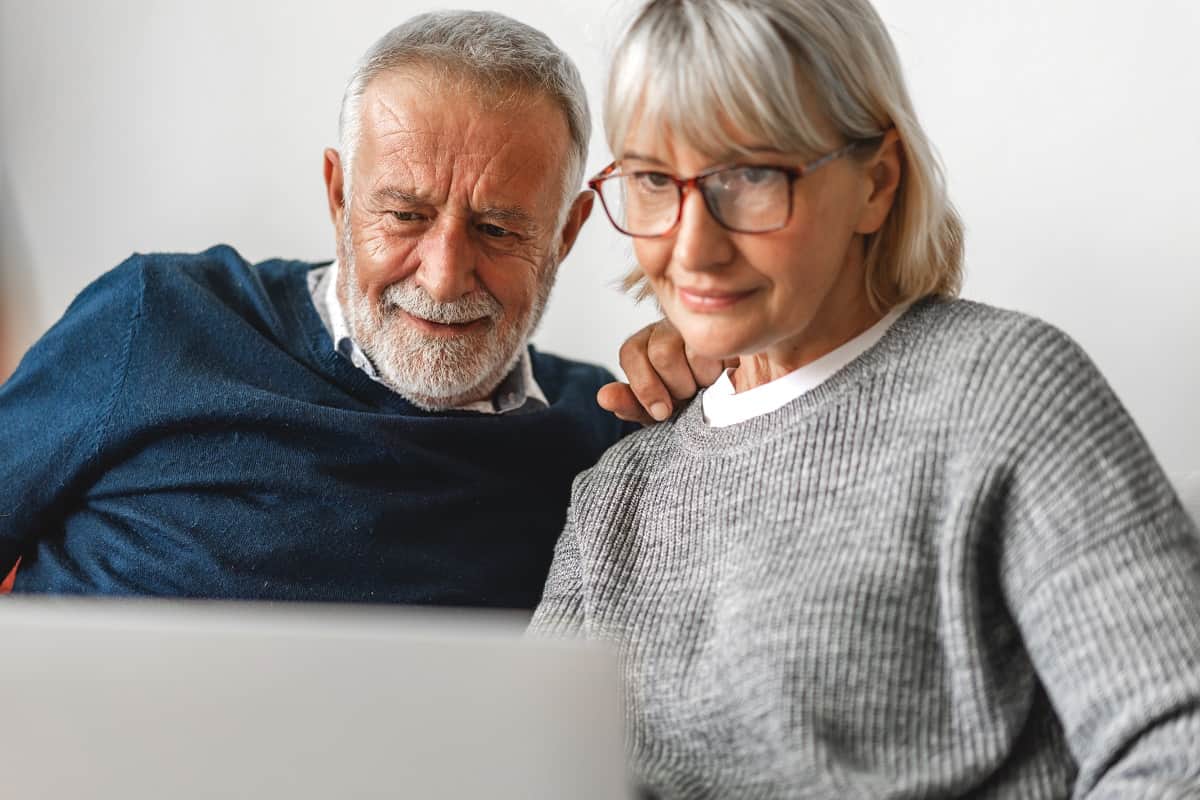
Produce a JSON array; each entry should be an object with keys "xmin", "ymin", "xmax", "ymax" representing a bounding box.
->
[{"xmin": 362, "ymin": 90, "xmax": 561, "ymax": 227}]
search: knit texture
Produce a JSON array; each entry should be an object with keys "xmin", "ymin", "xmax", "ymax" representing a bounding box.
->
[
  {"xmin": 0, "ymin": 245, "xmax": 633, "ymax": 606},
  {"xmin": 531, "ymin": 298, "xmax": 1200, "ymax": 798}
]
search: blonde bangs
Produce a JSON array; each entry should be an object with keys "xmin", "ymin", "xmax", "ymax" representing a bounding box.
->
[
  {"xmin": 605, "ymin": 3, "xmax": 836, "ymax": 165},
  {"xmin": 603, "ymin": 0, "xmax": 964, "ymax": 309}
]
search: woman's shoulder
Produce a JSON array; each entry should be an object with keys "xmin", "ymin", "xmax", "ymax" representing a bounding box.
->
[
  {"xmin": 894, "ymin": 297, "xmax": 1133, "ymax": 467},
  {"xmin": 567, "ymin": 404, "xmax": 695, "ymax": 502},
  {"xmin": 906, "ymin": 296, "xmax": 1074, "ymax": 347},
  {"xmin": 587, "ymin": 409, "xmax": 686, "ymax": 471},
  {"xmin": 900, "ymin": 296, "xmax": 1099, "ymax": 386}
]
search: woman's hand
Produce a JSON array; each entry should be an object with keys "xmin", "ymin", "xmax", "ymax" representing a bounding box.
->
[{"xmin": 598, "ymin": 318, "xmax": 735, "ymax": 424}]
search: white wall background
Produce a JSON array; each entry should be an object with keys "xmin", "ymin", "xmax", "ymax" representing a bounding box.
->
[{"xmin": 2, "ymin": 0, "xmax": 1197, "ymax": 476}]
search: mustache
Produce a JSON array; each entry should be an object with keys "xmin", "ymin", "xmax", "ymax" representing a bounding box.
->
[{"xmin": 380, "ymin": 281, "xmax": 502, "ymax": 324}]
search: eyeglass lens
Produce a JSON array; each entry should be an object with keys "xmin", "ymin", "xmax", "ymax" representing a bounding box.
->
[{"xmin": 598, "ymin": 166, "xmax": 791, "ymax": 236}]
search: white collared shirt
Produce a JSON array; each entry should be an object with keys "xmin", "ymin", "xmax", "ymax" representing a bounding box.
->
[
  {"xmin": 308, "ymin": 262, "xmax": 548, "ymax": 414},
  {"xmin": 701, "ymin": 303, "xmax": 910, "ymax": 428}
]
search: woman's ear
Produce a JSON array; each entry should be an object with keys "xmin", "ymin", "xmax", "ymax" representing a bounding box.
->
[{"xmin": 855, "ymin": 129, "xmax": 902, "ymax": 235}]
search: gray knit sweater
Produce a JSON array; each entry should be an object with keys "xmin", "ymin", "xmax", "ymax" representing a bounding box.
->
[{"xmin": 530, "ymin": 298, "xmax": 1200, "ymax": 799}]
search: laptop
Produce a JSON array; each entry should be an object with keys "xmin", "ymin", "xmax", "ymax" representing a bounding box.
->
[{"xmin": 0, "ymin": 598, "xmax": 630, "ymax": 799}]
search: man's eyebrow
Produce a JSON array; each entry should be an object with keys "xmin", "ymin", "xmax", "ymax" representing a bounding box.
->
[
  {"xmin": 370, "ymin": 186, "xmax": 429, "ymax": 205},
  {"xmin": 477, "ymin": 205, "xmax": 537, "ymax": 228},
  {"xmin": 370, "ymin": 188, "xmax": 534, "ymax": 222}
]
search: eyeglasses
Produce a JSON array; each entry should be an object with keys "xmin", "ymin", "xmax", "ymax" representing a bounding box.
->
[{"xmin": 588, "ymin": 139, "xmax": 878, "ymax": 238}]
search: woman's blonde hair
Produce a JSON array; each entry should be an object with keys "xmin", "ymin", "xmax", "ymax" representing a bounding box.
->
[{"xmin": 606, "ymin": 0, "xmax": 964, "ymax": 309}]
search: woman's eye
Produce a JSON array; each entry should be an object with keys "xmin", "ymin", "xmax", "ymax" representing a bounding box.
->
[
  {"xmin": 633, "ymin": 172, "xmax": 674, "ymax": 192},
  {"xmin": 727, "ymin": 167, "xmax": 779, "ymax": 187}
]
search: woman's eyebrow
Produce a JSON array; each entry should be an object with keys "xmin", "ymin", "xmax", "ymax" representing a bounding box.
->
[
  {"xmin": 712, "ymin": 146, "xmax": 788, "ymax": 163},
  {"xmin": 622, "ymin": 146, "xmax": 788, "ymax": 168},
  {"xmin": 621, "ymin": 151, "xmax": 667, "ymax": 166}
]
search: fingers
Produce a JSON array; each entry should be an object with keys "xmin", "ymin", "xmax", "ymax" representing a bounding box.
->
[
  {"xmin": 619, "ymin": 322, "xmax": 689, "ymax": 422},
  {"xmin": 646, "ymin": 322, "xmax": 700, "ymax": 402},
  {"xmin": 614, "ymin": 318, "xmax": 735, "ymax": 423},
  {"xmin": 684, "ymin": 348, "xmax": 725, "ymax": 388},
  {"xmin": 596, "ymin": 382, "xmax": 656, "ymax": 426}
]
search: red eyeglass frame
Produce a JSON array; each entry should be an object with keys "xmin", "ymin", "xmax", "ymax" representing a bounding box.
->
[{"xmin": 587, "ymin": 136, "xmax": 885, "ymax": 237}]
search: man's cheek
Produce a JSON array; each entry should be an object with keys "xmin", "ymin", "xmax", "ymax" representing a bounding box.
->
[
  {"xmin": 357, "ymin": 229, "xmax": 418, "ymax": 281},
  {"xmin": 359, "ymin": 226, "xmax": 393, "ymax": 260}
]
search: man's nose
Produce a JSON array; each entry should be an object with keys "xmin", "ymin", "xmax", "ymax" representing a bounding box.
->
[
  {"xmin": 671, "ymin": 189, "xmax": 734, "ymax": 273},
  {"xmin": 416, "ymin": 219, "xmax": 477, "ymax": 302}
]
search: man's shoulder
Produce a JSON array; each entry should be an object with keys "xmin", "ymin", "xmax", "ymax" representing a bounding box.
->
[
  {"xmin": 98, "ymin": 245, "xmax": 330, "ymax": 335},
  {"xmin": 527, "ymin": 347, "xmax": 638, "ymax": 442},
  {"xmin": 115, "ymin": 245, "xmax": 320, "ymax": 299},
  {"xmin": 528, "ymin": 347, "xmax": 618, "ymax": 398}
]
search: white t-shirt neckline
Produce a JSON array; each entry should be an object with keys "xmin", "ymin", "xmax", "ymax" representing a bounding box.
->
[{"xmin": 701, "ymin": 303, "xmax": 911, "ymax": 428}]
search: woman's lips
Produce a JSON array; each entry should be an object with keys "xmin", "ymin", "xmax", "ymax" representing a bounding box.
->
[{"xmin": 676, "ymin": 286, "xmax": 756, "ymax": 313}]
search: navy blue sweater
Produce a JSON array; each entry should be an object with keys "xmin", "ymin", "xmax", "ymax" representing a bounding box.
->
[{"xmin": 0, "ymin": 246, "xmax": 633, "ymax": 607}]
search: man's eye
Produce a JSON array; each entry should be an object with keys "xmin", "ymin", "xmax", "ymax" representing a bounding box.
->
[
  {"xmin": 389, "ymin": 210, "xmax": 426, "ymax": 222},
  {"xmin": 478, "ymin": 223, "xmax": 513, "ymax": 239}
]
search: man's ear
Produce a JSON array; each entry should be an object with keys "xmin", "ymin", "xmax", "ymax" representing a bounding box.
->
[
  {"xmin": 854, "ymin": 130, "xmax": 903, "ymax": 236},
  {"xmin": 556, "ymin": 190, "xmax": 596, "ymax": 263},
  {"xmin": 323, "ymin": 148, "xmax": 345, "ymax": 225}
]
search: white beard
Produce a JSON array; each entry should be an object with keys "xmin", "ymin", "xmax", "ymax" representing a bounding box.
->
[{"xmin": 339, "ymin": 228, "xmax": 555, "ymax": 410}]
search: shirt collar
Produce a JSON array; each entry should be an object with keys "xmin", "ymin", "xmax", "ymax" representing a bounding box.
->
[
  {"xmin": 701, "ymin": 302, "xmax": 911, "ymax": 428},
  {"xmin": 309, "ymin": 261, "xmax": 547, "ymax": 414}
]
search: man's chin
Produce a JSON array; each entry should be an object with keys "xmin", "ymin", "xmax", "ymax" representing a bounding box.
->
[
  {"xmin": 350, "ymin": 303, "xmax": 536, "ymax": 411},
  {"xmin": 370, "ymin": 335, "xmax": 524, "ymax": 411},
  {"xmin": 380, "ymin": 367, "xmax": 510, "ymax": 412},
  {"xmin": 394, "ymin": 387, "xmax": 486, "ymax": 412}
]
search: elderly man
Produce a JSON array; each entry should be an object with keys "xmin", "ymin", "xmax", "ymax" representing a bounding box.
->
[{"xmin": 0, "ymin": 11, "xmax": 695, "ymax": 607}]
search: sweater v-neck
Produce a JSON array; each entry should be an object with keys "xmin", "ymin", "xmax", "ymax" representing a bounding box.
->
[{"xmin": 280, "ymin": 261, "xmax": 477, "ymax": 417}]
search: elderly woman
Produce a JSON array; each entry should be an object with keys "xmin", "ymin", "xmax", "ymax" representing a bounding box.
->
[{"xmin": 530, "ymin": 0, "xmax": 1200, "ymax": 797}]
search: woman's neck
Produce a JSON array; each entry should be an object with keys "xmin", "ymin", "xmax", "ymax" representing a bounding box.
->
[{"xmin": 730, "ymin": 298, "xmax": 885, "ymax": 393}]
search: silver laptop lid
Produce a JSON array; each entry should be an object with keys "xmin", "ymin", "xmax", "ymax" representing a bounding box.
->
[{"xmin": 0, "ymin": 598, "xmax": 630, "ymax": 800}]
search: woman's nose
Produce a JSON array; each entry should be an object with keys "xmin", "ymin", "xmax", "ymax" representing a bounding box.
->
[{"xmin": 671, "ymin": 189, "xmax": 734, "ymax": 273}]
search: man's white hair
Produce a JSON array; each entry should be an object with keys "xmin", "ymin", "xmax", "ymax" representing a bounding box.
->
[{"xmin": 337, "ymin": 10, "xmax": 591, "ymax": 219}]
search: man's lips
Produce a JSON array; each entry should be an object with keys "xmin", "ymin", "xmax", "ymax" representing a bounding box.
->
[
  {"xmin": 396, "ymin": 308, "xmax": 489, "ymax": 335},
  {"xmin": 676, "ymin": 286, "xmax": 757, "ymax": 312}
]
